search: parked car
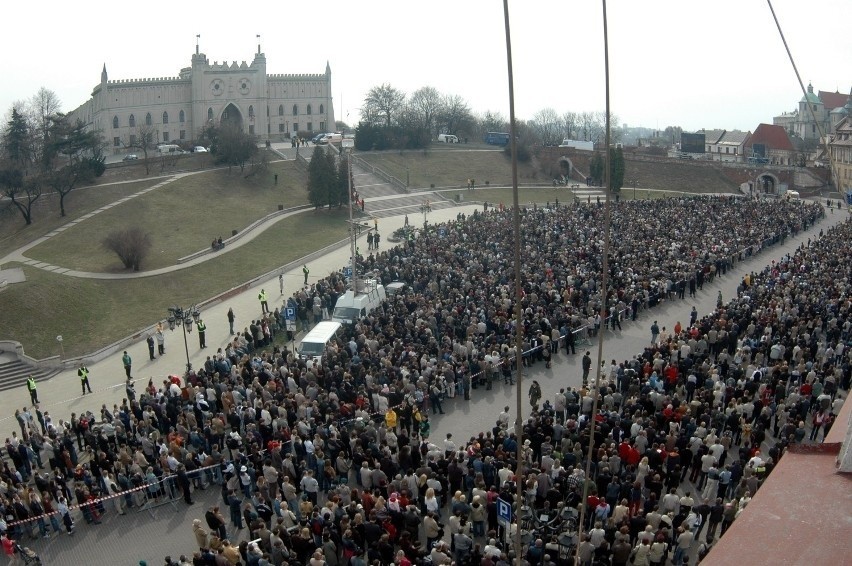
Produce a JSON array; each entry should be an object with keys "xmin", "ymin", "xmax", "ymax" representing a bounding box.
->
[
  {"xmin": 437, "ymin": 133, "xmax": 459, "ymax": 143},
  {"xmin": 192, "ymin": 146, "xmax": 208, "ymax": 153},
  {"xmin": 311, "ymin": 133, "xmax": 328, "ymax": 144},
  {"xmin": 122, "ymin": 154, "xmax": 138, "ymax": 161}
]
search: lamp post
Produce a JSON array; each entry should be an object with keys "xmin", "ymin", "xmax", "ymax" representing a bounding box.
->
[
  {"xmin": 167, "ymin": 305, "xmax": 200, "ymax": 374},
  {"xmin": 419, "ymin": 199, "xmax": 431, "ymax": 233},
  {"xmin": 632, "ymin": 178, "xmax": 639, "ymax": 200}
]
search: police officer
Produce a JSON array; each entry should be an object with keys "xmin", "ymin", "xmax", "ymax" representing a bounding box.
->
[
  {"xmin": 197, "ymin": 318, "xmax": 207, "ymax": 348},
  {"xmin": 78, "ymin": 364, "xmax": 92, "ymax": 394},
  {"xmin": 258, "ymin": 289, "xmax": 269, "ymax": 314},
  {"xmin": 26, "ymin": 375, "xmax": 39, "ymax": 405}
]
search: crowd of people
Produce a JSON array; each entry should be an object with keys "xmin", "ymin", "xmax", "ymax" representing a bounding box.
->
[{"xmin": 0, "ymin": 196, "xmax": 843, "ymax": 566}]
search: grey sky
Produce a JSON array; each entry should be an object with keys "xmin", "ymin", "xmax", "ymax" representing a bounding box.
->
[{"xmin": 2, "ymin": 0, "xmax": 848, "ymax": 133}]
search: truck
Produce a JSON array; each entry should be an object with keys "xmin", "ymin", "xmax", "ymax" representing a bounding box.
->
[
  {"xmin": 331, "ymin": 278, "xmax": 387, "ymax": 325},
  {"xmin": 558, "ymin": 139, "xmax": 594, "ymax": 151}
]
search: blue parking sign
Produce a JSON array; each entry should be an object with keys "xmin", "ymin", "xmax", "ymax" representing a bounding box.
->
[{"xmin": 497, "ymin": 498, "xmax": 512, "ymax": 526}]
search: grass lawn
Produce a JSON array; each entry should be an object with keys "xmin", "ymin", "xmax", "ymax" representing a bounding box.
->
[
  {"xmin": 0, "ymin": 208, "xmax": 350, "ymax": 359},
  {"xmin": 0, "ymin": 179, "xmax": 161, "ymax": 252},
  {"xmin": 357, "ymin": 147, "xmax": 542, "ymax": 189},
  {"xmin": 26, "ymin": 161, "xmax": 308, "ymax": 272}
]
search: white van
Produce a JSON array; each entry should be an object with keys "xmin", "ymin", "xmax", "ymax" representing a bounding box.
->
[
  {"xmin": 332, "ymin": 279, "xmax": 387, "ymax": 325},
  {"xmin": 157, "ymin": 144, "xmax": 184, "ymax": 155},
  {"xmin": 438, "ymin": 134, "xmax": 459, "ymax": 143},
  {"xmin": 298, "ymin": 321, "xmax": 343, "ymax": 366},
  {"xmin": 318, "ymin": 133, "xmax": 343, "ymax": 145},
  {"xmin": 785, "ymin": 190, "xmax": 800, "ymax": 200}
]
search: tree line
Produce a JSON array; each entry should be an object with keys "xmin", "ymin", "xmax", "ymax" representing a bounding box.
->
[{"xmin": 0, "ymin": 88, "xmax": 105, "ymax": 225}]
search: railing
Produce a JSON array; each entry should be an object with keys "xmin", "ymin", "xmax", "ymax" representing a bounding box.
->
[{"xmin": 351, "ymin": 154, "xmax": 408, "ymax": 193}]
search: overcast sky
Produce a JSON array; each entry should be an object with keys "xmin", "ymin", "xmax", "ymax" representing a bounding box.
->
[{"xmin": 3, "ymin": 0, "xmax": 849, "ymax": 134}]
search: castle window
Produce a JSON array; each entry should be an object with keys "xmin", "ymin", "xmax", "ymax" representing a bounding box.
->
[
  {"xmin": 208, "ymin": 108, "xmax": 214, "ymax": 122},
  {"xmin": 179, "ymin": 110, "xmax": 185, "ymax": 123},
  {"xmin": 249, "ymin": 105, "xmax": 255, "ymax": 118},
  {"xmin": 145, "ymin": 113, "xmax": 152, "ymax": 126},
  {"xmin": 279, "ymin": 105, "xmax": 284, "ymax": 116},
  {"xmin": 307, "ymin": 104, "xmax": 312, "ymax": 115},
  {"xmin": 129, "ymin": 114, "xmax": 136, "ymax": 128},
  {"xmin": 113, "ymin": 116, "xmax": 119, "ymax": 129},
  {"xmin": 320, "ymin": 104, "xmax": 324, "ymax": 114},
  {"xmin": 162, "ymin": 111, "xmax": 169, "ymax": 124},
  {"xmin": 180, "ymin": 130, "xmax": 186, "ymax": 140},
  {"xmin": 279, "ymin": 124, "xmax": 284, "ymax": 133},
  {"xmin": 113, "ymin": 136, "xmax": 121, "ymax": 147},
  {"xmin": 293, "ymin": 104, "xmax": 298, "ymax": 116},
  {"xmin": 249, "ymin": 125, "xmax": 255, "ymax": 135},
  {"xmin": 163, "ymin": 132, "xmax": 169, "ymax": 142},
  {"xmin": 307, "ymin": 122, "xmax": 313, "ymax": 131}
]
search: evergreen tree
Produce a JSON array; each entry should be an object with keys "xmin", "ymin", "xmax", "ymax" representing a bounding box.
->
[
  {"xmin": 589, "ymin": 151, "xmax": 604, "ymax": 185},
  {"xmin": 337, "ymin": 152, "xmax": 353, "ymax": 207},
  {"xmin": 307, "ymin": 145, "xmax": 335, "ymax": 209},
  {"xmin": 324, "ymin": 147, "xmax": 338, "ymax": 209},
  {"xmin": 3, "ymin": 108, "xmax": 32, "ymax": 168},
  {"xmin": 609, "ymin": 146, "xmax": 625, "ymax": 193}
]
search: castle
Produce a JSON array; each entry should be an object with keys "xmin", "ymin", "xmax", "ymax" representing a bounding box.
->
[{"xmin": 69, "ymin": 43, "xmax": 335, "ymax": 152}]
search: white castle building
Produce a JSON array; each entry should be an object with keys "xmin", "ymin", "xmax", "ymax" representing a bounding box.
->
[{"xmin": 69, "ymin": 43, "xmax": 335, "ymax": 153}]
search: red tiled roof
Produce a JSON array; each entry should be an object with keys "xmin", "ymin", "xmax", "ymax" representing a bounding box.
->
[
  {"xmin": 819, "ymin": 90, "xmax": 849, "ymax": 110},
  {"xmin": 745, "ymin": 124, "xmax": 794, "ymax": 151}
]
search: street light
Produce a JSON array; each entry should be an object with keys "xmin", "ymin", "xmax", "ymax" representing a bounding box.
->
[
  {"xmin": 632, "ymin": 178, "xmax": 639, "ymax": 200},
  {"xmin": 167, "ymin": 305, "xmax": 200, "ymax": 374},
  {"xmin": 419, "ymin": 199, "xmax": 432, "ymax": 233}
]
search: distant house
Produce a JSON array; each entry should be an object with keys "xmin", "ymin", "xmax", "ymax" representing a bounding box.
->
[
  {"xmin": 743, "ymin": 124, "xmax": 796, "ymax": 166},
  {"xmin": 826, "ymin": 92, "xmax": 852, "ymax": 195},
  {"xmin": 702, "ymin": 129, "xmax": 750, "ymax": 162}
]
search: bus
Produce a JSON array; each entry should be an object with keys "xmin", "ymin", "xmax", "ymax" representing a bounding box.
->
[{"xmin": 484, "ymin": 132, "xmax": 511, "ymax": 146}]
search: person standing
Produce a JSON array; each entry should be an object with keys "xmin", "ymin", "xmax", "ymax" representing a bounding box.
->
[
  {"xmin": 26, "ymin": 375, "xmax": 39, "ymax": 405},
  {"xmin": 582, "ymin": 352, "xmax": 592, "ymax": 384},
  {"xmin": 122, "ymin": 351, "xmax": 132, "ymax": 378},
  {"xmin": 303, "ymin": 264, "xmax": 310, "ymax": 285},
  {"xmin": 156, "ymin": 323, "xmax": 165, "ymax": 355},
  {"xmin": 197, "ymin": 318, "xmax": 207, "ymax": 348},
  {"xmin": 279, "ymin": 273, "xmax": 284, "ymax": 295},
  {"xmin": 650, "ymin": 321, "xmax": 660, "ymax": 345},
  {"xmin": 146, "ymin": 335, "xmax": 156, "ymax": 360},
  {"xmin": 78, "ymin": 364, "xmax": 92, "ymax": 394},
  {"xmin": 227, "ymin": 308, "xmax": 236, "ymax": 335},
  {"xmin": 258, "ymin": 289, "xmax": 269, "ymax": 314}
]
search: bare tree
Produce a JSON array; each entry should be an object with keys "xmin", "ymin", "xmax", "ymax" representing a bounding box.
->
[
  {"xmin": 363, "ymin": 83, "xmax": 406, "ymax": 128},
  {"xmin": 407, "ymin": 87, "xmax": 444, "ymax": 136},
  {"xmin": 28, "ymin": 87, "xmax": 62, "ymax": 167},
  {"xmin": 125, "ymin": 124, "xmax": 158, "ymax": 175},
  {"xmin": 0, "ymin": 170, "xmax": 42, "ymax": 225},
  {"xmin": 102, "ymin": 227, "xmax": 152, "ymax": 271},
  {"xmin": 531, "ymin": 108, "xmax": 563, "ymax": 146},
  {"xmin": 562, "ymin": 111, "xmax": 578, "ymax": 140},
  {"xmin": 439, "ymin": 94, "xmax": 473, "ymax": 138}
]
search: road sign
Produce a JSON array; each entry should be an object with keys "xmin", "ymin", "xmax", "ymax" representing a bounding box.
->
[
  {"xmin": 285, "ymin": 306, "xmax": 296, "ymax": 332},
  {"xmin": 343, "ymin": 266, "xmax": 352, "ymax": 278},
  {"xmin": 438, "ymin": 227, "xmax": 446, "ymax": 238},
  {"xmin": 497, "ymin": 498, "xmax": 512, "ymax": 527}
]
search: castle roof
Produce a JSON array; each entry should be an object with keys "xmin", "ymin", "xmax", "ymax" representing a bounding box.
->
[{"xmin": 819, "ymin": 90, "xmax": 849, "ymax": 110}]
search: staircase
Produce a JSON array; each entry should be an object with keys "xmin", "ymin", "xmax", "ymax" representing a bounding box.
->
[{"xmin": 0, "ymin": 360, "xmax": 59, "ymax": 393}]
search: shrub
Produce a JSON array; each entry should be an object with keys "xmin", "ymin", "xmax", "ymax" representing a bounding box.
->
[{"xmin": 102, "ymin": 227, "xmax": 152, "ymax": 271}]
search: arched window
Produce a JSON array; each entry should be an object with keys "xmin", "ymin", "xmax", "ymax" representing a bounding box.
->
[
  {"xmin": 162, "ymin": 111, "xmax": 169, "ymax": 124},
  {"xmin": 249, "ymin": 105, "xmax": 254, "ymax": 118},
  {"xmin": 278, "ymin": 104, "xmax": 284, "ymax": 116},
  {"xmin": 145, "ymin": 113, "xmax": 152, "ymax": 126},
  {"xmin": 129, "ymin": 114, "xmax": 136, "ymax": 127},
  {"xmin": 319, "ymin": 104, "xmax": 324, "ymax": 114},
  {"xmin": 208, "ymin": 107, "xmax": 214, "ymax": 122},
  {"xmin": 292, "ymin": 104, "xmax": 298, "ymax": 116},
  {"xmin": 112, "ymin": 116, "xmax": 119, "ymax": 129},
  {"xmin": 307, "ymin": 104, "xmax": 312, "ymax": 115},
  {"xmin": 179, "ymin": 110, "xmax": 185, "ymax": 123}
]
